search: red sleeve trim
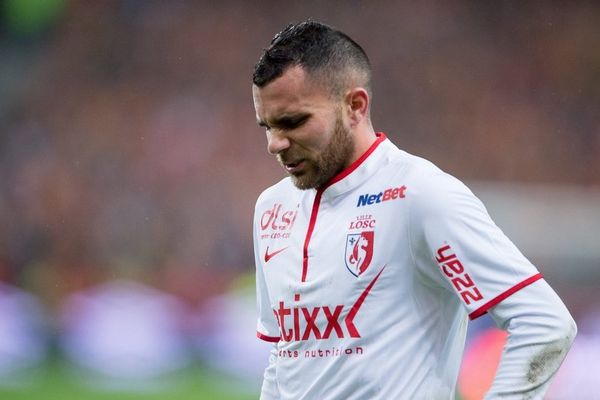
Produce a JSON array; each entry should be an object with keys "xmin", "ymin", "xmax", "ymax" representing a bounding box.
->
[
  {"xmin": 257, "ymin": 331, "xmax": 280, "ymax": 343},
  {"xmin": 468, "ymin": 273, "xmax": 543, "ymax": 320}
]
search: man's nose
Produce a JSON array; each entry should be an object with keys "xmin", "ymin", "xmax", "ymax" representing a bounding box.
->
[{"xmin": 267, "ymin": 131, "xmax": 291, "ymax": 155}]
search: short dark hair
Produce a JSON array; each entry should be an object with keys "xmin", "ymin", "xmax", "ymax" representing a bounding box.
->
[{"xmin": 253, "ymin": 20, "xmax": 372, "ymax": 97}]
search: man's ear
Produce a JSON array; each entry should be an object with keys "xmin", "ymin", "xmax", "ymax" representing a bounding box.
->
[{"xmin": 344, "ymin": 87, "xmax": 369, "ymax": 127}]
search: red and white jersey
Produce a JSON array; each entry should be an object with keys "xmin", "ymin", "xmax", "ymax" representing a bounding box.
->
[{"xmin": 253, "ymin": 134, "xmax": 542, "ymax": 399}]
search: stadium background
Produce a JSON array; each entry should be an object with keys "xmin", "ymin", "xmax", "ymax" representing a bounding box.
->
[{"xmin": 0, "ymin": 1, "xmax": 599, "ymax": 399}]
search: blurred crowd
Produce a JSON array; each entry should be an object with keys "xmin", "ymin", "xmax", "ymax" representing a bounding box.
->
[{"xmin": 0, "ymin": 0, "xmax": 599, "ymax": 396}]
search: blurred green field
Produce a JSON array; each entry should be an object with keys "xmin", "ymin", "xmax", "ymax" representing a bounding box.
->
[{"xmin": 0, "ymin": 359, "xmax": 259, "ymax": 400}]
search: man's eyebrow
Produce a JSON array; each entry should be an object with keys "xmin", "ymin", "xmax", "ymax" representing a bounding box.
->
[{"xmin": 258, "ymin": 113, "xmax": 310, "ymax": 128}]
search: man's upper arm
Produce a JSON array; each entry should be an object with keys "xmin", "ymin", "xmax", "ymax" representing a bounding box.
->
[{"xmin": 409, "ymin": 170, "xmax": 542, "ymax": 318}]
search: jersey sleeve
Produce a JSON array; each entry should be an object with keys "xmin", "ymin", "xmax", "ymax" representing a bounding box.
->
[
  {"xmin": 408, "ymin": 170, "xmax": 542, "ymax": 319},
  {"xmin": 254, "ymin": 204, "xmax": 281, "ymax": 342}
]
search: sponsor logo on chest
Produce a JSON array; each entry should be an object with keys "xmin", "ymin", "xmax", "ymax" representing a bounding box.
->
[
  {"xmin": 356, "ymin": 185, "xmax": 407, "ymax": 207},
  {"xmin": 259, "ymin": 203, "xmax": 298, "ymax": 240},
  {"xmin": 273, "ymin": 266, "xmax": 385, "ymax": 342}
]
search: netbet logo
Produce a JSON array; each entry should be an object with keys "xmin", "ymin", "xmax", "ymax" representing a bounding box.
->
[
  {"xmin": 356, "ymin": 186, "xmax": 407, "ymax": 207},
  {"xmin": 273, "ymin": 267, "xmax": 385, "ymax": 342}
]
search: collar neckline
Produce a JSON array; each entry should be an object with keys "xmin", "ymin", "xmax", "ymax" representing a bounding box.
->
[{"xmin": 318, "ymin": 132, "xmax": 387, "ymax": 197}]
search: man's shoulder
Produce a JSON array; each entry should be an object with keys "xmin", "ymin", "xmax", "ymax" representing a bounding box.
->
[
  {"xmin": 386, "ymin": 148, "xmax": 474, "ymax": 205},
  {"xmin": 385, "ymin": 146, "xmax": 450, "ymax": 187}
]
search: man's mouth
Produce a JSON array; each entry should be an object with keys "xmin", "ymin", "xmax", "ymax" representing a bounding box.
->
[{"xmin": 284, "ymin": 159, "xmax": 306, "ymax": 174}]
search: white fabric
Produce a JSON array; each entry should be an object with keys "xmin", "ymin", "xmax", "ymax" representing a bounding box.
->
[
  {"xmin": 486, "ymin": 280, "xmax": 576, "ymax": 399},
  {"xmin": 254, "ymin": 135, "xmax": 575, "ymax": 399}
]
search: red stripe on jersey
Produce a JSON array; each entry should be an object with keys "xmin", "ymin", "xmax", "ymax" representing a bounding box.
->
[
  {"xmin": 257, "ymin": 331, "xmax": 280, "ymax": 343},
  {"xmin": 302, "ymin": 190, "xmax": 323, "ymax": 282},
  {"xmin": 345, "ymin": 265, "xmax": 386, "ymax": 337},
  {"xmin": 300, "ymin": 133, "xmax": 386, "ymax": 282},
  {"xmin": 468, "ymin": 273, "xmax": 543, "ymax": 320}
]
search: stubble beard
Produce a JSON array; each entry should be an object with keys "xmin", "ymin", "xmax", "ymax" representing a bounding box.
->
[{"xmin": 286, "ymin": 115, "xmax": 355, "ymax": 190}]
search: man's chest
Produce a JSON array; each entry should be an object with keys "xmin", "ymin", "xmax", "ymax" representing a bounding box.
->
[{"xmin": 256, "ymin": 188, "xmax": 412, "ymax": 309}]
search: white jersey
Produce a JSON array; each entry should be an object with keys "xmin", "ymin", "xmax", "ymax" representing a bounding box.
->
[{"xmin": 253, "ymin": 134, "xmax": 542, "ymax": 399}]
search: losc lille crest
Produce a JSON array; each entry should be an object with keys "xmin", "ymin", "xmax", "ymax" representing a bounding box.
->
[{"xmin": 345, "ymin": 231, "xmax": 374, "ymax": 277}]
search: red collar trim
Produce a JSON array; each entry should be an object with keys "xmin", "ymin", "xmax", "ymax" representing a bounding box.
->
[{"xmin": 320, "ymin": 132, "xmax": 386, "ymax": 190}]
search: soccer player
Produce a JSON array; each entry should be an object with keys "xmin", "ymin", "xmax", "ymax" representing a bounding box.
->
[{"xmin": 251, "ymin": 20, "xmax": 576, "ymax": 399}]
